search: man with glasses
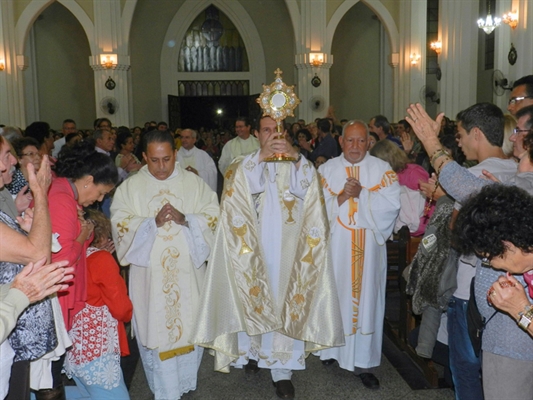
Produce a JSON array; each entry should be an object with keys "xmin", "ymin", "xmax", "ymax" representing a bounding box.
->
[
  {"xmin": 508, "ymin": 75, "xmax": 533, "ymax": 117},
  {"xmin": 512, "ymin": 105, "xmax": 533, "ymax": 160}
]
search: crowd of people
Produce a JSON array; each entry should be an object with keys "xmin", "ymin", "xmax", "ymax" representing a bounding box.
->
[{"xmin": 0, "ymin": 74, "xmax": 532, "ymax": 400}]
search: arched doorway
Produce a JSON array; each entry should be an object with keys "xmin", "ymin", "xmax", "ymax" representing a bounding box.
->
[
  {"xmin": 160, "ymin": 0, "xmax": 266, "ymax": 126},
  {"xmin": 20, "ymin": 1, "xmax": 95, "ymax": 128},
  {"xmin": 327, "ymin": 0, "xmax": 399, "ymax": 121}
]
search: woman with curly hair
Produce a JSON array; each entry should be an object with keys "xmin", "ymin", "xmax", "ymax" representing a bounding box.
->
[
  {"xmin": 46, "ymin": 140, "xmax": 118, "ymax": 397},
  {"xmin": 453, "ymin": 184, "xmax": 533, "ymax": 273},
  {"xmin": 453, "ymin": 185, "xmax": 533, "ymax": 399},
  {"xmin": 64, "ymin": 209, "xmax": 132, "ymax": 399}
]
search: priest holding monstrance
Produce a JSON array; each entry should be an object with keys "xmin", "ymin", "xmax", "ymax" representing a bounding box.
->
[{"xmin": 191, "ymin": 69, "xmax": 344, "ymax": 399}]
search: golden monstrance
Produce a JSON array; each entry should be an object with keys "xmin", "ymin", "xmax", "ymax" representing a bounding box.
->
[{"xmin": 256, "ymin": 68, "xmax": 300, "ymax": 162}]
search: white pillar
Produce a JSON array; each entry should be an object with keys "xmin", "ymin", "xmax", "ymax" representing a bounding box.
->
[
  {"xmin": 0, "ymin": 0, "xmax": 26, "ymax": 126},
  {"xmin": 396, "ymin": 0, "xmax": 427, "ymax": 119},
  {"xmin": 295, "ymin": 54, "xmax": 332, "ymax": 123},
  {"xmin": 294, "ymin": 0, "xmax": 330, "ymax": 123},
  {"xmin": 92, "ymin": 0, "xmax": 132, "ymax": 127},
  {"xmin": 439, "ymin": 0, "xmax": 479, "ymax": 117}
]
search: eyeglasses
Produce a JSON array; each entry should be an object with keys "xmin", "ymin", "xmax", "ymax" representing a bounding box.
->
[
  {"xmin": 20, "ymin": 151, "xmax": 41, "ymax": 158},
  {"xmin": 512, "ymin": 128, "xmax": 530, "ymax": 135},
  {"xmin": 508, "ymin": 96, "xmax": 533, "ymax": 105}
]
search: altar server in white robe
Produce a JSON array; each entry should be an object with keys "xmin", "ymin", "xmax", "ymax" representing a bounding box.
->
[
  {"xmin": 218, "ymin": 117, "xmax": 260, "ymax": 175},
  {"xmin": 317, "ymin": 120, "xmax": 400, "ymax": 390},
  {"xmin": 111, "ymin": 130, "xmax": 219, "ymax": 400},
  {"xmin": 191, "ymin": 116, "xmax": 344, "ymax": 400},
  {"xmin": 177, "ymin": 129, "xmax": 218, "ymax": 192}
]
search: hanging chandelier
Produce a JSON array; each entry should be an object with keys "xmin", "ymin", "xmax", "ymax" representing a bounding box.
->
[{"xmin": 478, "ymin": 3, "xmax": 501, "ymax": 34}]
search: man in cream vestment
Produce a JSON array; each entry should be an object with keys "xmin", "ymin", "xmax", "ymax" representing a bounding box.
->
[
  {"xmin": 218, "ymin": 117, "xmax": 260, "ymax": 175},
  {"xmin": 111, "ymin": 130, "xmax": 219, "ymax": 400},
  {"xmin": 191, "ymin": 116, "xmax": 344, "ymax": 399},
  {"xmin": 177, "ymin": 129, "xmax": 217, "ymax": 192},
  {"xmin": 317, "ymin": 120, "xmax": 400, "ymax": 389}
]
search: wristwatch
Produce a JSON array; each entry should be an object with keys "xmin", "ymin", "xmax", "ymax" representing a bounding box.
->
[
  {"xmin": 292, "ymin": 153, "xmax": 302, "ymax": 164},
  {"xmin": 518, "ymin": 305, "xmax": 533, "ymax": 331}
]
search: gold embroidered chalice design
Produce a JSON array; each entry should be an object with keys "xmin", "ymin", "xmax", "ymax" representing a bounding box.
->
[
  {"xmin": 232, "ymin": 216, "xmax": 253, "ymax": 255},
  {"xmin": 282, "ymin": 191, "xmax": 296, "ymax": 224},
  {"xmin": 301, "ymin": 227, "xmax": 321, "ymax": 265}
]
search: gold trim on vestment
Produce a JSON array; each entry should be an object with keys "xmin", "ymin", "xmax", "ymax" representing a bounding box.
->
[
  {"xmin": 222, "ymin": 159, "xmax": 331, "ymax": 337},
  {"xmin": 189, "ymin": 156, "xmax": 344, "ymax": 372},
  {"xmin": 159, "ymin": 345, "xmax": 194, "ymax": 361}
]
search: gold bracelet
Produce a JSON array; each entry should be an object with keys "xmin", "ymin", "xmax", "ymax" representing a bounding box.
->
[
  {"xmin": 436, "ymin": 156, "xmax": 452, "ymax": 176},
  {"xmin": 429, "ymin": 147, "xmax": 445, "ymax": 162},
  {"xmin": 430, "ymin": 148, "xmax": 451, "ymax": 165}
]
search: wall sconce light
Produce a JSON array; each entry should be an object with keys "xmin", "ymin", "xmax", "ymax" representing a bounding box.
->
[
  {"xmin": 100, "ymin": 54, "xmax": 117, "ymax": 69},
  {"xmin": 410, "ymin": 53, "xmax": 420, "ymax": 66},
  {"xmin": 502, "ymin": 11, "xmax": 518, "ymax": 29},
  {"xmin": 430, "ymin": 41, "xmax": 442, "ymax": 55},
  {"xmin": 0, "ymin": 60, "xmax": 5, "ymax": 71},
  {"xmin": 309, "ymin": 53, "xmax": 324, "ymax": 67}
]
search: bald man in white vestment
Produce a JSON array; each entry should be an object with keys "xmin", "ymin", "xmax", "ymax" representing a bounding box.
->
[
  {"xmin": 177, "ymin": 129, "xmax": 217, "ymax": 192},
  {"xmin": 317, "ymin": 120, "xmax": 400, "ymax": 390},
  {"xmin": 111, "ymin": 130, "xmax": 219, "ymax": 400},
  {"xmin": 191, "ymin": 116, "xmax": 344, "ymax": 400}
]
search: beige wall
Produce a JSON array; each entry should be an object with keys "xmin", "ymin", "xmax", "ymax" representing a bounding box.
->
[
  {"xmin": 76, "ymin": 0, "xmax": 94, "ymax": 22},
  {"xmin": 379, "ymin": 0, "xmax": 399, "ymax": 26},
  {"xmin": 31, "ymin": 1, "xmax": 95, "ymax": 130},
  {"xmin": 327, "ymin": 0, "xmax": 399, "ymax": 31},
  {"xmin": 14, "ymin": 0, "xmax": 33, "ymax": 23},
  {"xmin": 330, "ymin": 1, "xmax": 381, "ymax": 122},
  {"xmin": 326, "ymin": 0, "xmax": 345, "ymax": 23},
  {"xmin": 130, "ymin": 0, "xmax": 295, "ymax": 125},
  {"xmin": 238, "ymin": 0, "xmax": 295, "ymax": 87},
  {"xmin": 129, "ymin": 0, "xmax": 185, "ymax": 124}
]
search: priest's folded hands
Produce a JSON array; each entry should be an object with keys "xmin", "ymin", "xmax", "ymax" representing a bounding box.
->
[{"xmin": 155, "ymin": 202, "xmax": 187, "ymax": 227}]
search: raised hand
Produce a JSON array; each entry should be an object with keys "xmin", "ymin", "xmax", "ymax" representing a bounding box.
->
[
  {"xmin": 405, "ymin": 104, "xmax": 444, "ymax": 155},
  {"xmin": 28, "ymin": 155, "xmax": 52, "ymax": 198}
]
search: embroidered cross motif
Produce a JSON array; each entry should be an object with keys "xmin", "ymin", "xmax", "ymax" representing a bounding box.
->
[
  {"xmin": 300, "ymin": 179, "xmax": 310, "ymax": 190},
  {"xmin": 244, "ymin": 160, "xmax": 256, "ymax": 171}
]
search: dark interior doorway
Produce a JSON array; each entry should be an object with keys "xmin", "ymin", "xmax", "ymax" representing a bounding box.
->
[{"xmin": 168, "ymin": 95, "xmax": 260, "ymax": 131}]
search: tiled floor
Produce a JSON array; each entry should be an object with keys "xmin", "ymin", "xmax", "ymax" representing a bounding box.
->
[{"xmin": 128, "ymin": 344, "xmax": 454, "ymax": 400}]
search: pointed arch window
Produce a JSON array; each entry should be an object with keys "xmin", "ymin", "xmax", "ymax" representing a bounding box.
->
[{"xmin": 178, "ymin": 5, "xmax": 249, "ymax": 72}]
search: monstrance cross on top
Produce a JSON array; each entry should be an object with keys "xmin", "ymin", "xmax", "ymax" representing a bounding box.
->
[{"xmin": 256, "ymin": 68, "xmax": 301, "ymax": 162}]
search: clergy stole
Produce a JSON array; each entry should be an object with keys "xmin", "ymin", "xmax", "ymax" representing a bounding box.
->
[{"xmin": 342, "ymin": 165, "xmax": 365, "ymax": 334}]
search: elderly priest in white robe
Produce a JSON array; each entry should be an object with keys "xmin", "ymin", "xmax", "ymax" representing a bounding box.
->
[
  {"xmin": 111, "ymin": 130, "xmax": 219, "ymax": 400},
  {"xmin": 177, "ymin": 129, "xmax": 218, "ymax": 192},
  {"xmin": 191, "ymin": 116, "xmax": 344, "ymax": 400},
  {"xmin": 317, "ymin": 120, "xmax": 400, "ymax": 390}
]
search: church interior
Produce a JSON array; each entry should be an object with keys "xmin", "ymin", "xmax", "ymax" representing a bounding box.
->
[
  {"xmin": 1, "ymin": 0, "xmax": 532, "ymax": 399},
  {"xmin": 1, "ymin": 0, "xmax": 531, "ymax": 131}
]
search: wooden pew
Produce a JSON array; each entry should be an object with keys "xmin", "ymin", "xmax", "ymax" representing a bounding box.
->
[{"xmin": 385, "ymin": 227, "xmax": 439, "ymax": 387}]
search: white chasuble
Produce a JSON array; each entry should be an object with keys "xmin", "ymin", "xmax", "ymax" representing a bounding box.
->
[
  {"xmin": 191, "ymin": 151, "xmax": 344, "ymax": 372},
  {"xmin": 111, "ymin": 163, "xmax": 219, "ymax": 359},
  {"xmin": 177, "ymin": 146, "xmax": 218, "ymax": 193},
  {"xmin": 218, "ymin": 135, "xmax": 260, "ymax": 175},
  {"xmin": 318, "ymin": 154, "xmax": 400, "ymax": 369}
]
